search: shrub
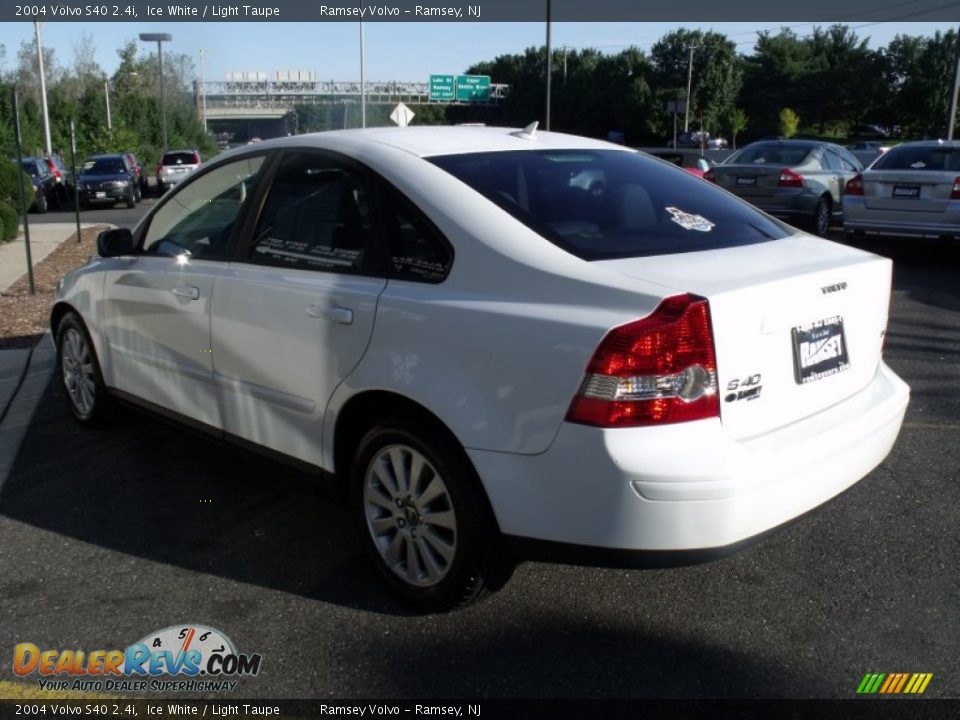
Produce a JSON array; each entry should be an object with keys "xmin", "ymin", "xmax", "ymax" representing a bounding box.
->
[
  {"xmin": 0, "ymin": 201, "xmax": 20, "ymax": 242},
  {"xmin": 0, "ymin": 160, "xmax": 35, "ymax": 210}
]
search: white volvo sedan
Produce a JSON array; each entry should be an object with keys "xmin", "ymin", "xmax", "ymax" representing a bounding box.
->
[{"xmin": 51, "ymin": 126, "xmax": 910, "ymax": 610}]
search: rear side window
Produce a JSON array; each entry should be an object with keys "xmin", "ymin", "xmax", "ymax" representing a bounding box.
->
[
  {"xmin": 379, "ymin": 183, "xmax": 452, "ymax": 282},
  {"xmin": 429, "ymin": 149, "xmax": 789, "ymax": 260},
  {"xmin": 872, "ymin": 145, "xmax": 960, "ymax": 171}
]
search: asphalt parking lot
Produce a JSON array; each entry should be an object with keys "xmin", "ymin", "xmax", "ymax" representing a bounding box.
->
[{"xmin": 0, "ymin": 230, "xmax": 957, "ymax": 700}]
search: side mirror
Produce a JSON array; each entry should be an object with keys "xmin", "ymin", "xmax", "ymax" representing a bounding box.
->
[{"xmin": 97, "ymin": 228, "xmax": 136, "ymax": 257}]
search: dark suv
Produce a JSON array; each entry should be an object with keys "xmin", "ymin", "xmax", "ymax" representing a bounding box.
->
[
  {"xmin": 18, "ymin": 157, "xmax": 59, "ymax": 213},
  {"xmin": 77, "ymin": 154, "xmax": 139, "ymax": 209}
]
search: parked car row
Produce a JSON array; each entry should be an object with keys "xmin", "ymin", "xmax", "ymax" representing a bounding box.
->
[{"xmin": 692, "ymin": 136, "xmax": 959, "ymax": 241}]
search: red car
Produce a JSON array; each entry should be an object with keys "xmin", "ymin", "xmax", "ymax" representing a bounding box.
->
[
  {"xmin": 641, "ymin": 148, "xmax": 715, "ymax": 178},
  {"xmin": 122, "ymin": 152, "xmax": 146, "ymax": 200}
]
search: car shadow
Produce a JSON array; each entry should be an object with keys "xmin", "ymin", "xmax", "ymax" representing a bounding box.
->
[{"xmin": 0, "ymin": 375, "xmax": 416, "ymax": 616}]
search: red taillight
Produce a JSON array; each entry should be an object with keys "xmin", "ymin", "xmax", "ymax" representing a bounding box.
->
[
  {"xmin": 779, "ymin": 168, "xmax": 804, "ymax": 188},
  {"xmin": 846, "ymin": 174, "xmax": 864, "ymax": 196},
  {"xmin": 703, "ymin": 168, "xmax": 716, "ymax": 183},
  {"xmin": 566, "ymin": 294, "xmax": 719, "ymax": 428},
  {"xmin": 951, "ymin": 176, "xmax": 960, "ymax": 200}
]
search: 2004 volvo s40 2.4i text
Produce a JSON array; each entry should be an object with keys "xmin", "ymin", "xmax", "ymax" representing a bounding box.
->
[{"xmin": 52, "ymin": 126, "xmax": 910, "ymax": 610}]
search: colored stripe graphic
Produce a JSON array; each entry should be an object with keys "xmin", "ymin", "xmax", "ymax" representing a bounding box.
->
[{"xmin": 857, "ymin": 672, "xmax": 932, "ymax": 694}]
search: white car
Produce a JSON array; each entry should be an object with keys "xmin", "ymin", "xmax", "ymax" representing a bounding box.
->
[{"xmin": 52, "ymin": 126, "xmax": 910, "ymax": 611}]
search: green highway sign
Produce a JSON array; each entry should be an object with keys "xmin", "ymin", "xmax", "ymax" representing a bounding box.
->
[
  {"xmin": 429, "ymin": 74, "xmax": 455, "ymax": 101},
  {"xmin": 456, "ymin": 74, "xmax": 491, "ymax": 102}
]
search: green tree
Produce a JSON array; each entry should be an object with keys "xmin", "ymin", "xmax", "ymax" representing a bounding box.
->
[
  {"xmin": 779, "ymin": 108, "xmax": 800, "ymax": 137},
  {"xmin": 727, "ymin": 107, "xmax": 748, "ymax": 148},
  {"xmin": 651, "ymin": 29, "xmax": 743, "ymax": 136}
]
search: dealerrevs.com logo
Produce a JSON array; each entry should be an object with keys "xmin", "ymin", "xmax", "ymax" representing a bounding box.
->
[{"xmin": 13, "ymin": 625, "xmax": 262, "ymax": 693}]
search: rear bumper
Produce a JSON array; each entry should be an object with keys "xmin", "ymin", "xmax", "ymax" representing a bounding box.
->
[
  {"xmin": 79, "ymin": 187, "xmax": 130, "ymax": 203},
  {"xmin": 469, "ymin": 361, "xmax": 909, "ymax": 554},
  {"xmin": 843, "ymin": 199, "xmax": 960, "ymax": 236}
]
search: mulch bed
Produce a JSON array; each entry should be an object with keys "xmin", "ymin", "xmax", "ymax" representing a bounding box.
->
[{"xmin": 0, "ymin": 226, "xmax": 107, "ymax": 349}]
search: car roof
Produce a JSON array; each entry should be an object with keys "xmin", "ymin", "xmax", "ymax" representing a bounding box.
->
[
  {"xmin": 88, "ymin": 153, "xmax": 125, "ymax": 160},
  {"xmin": 223, "ymin": 126, "xmax": 628, "ymax": 159}
]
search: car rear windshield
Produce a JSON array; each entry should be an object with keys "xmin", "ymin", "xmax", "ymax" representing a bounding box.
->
[
  {"xmin": 871, "ymin": 145, "xmax": 960, "ymax": 171},
  {"xmin": 83, "ymin": 158, "xmax": 125, "ymax": 174},
  {"xmin": 163, "ymin": 152, "xmax": 198, "ymax": 166},
  {"xmin": 726, "ymin": 144, "xmax": 814, "ymax": 166},
  {"xmin": 428, "ymin": 149, "xmax": 789, "ymax": 260}
]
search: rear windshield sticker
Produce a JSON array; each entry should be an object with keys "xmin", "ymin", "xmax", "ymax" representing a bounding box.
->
[{"xmin": 666, "ymin": 206, "xmax": 715, "ymax": 232}]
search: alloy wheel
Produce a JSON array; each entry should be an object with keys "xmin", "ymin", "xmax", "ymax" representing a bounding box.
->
[{"xmin": 362, "ymin": 444, "xmax": 458, "ymax": 588}]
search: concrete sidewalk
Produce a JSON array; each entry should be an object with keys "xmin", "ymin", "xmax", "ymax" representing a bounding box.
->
[
  {"xmin": 0, "ymin": 223, "xmax": 100, "ymax": 486},
  {"xmin": 0, "ymin": 222, "xmax": 102, "ymax": 293}
]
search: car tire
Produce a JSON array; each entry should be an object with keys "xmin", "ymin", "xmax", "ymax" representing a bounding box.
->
[
  {"xmin": 126, "ymin": 189, "xmax": 136, "ymax": 209},
  {"xmin": 134, "ymin": 184, "xmax": 142, "ymax": 202},
  {"xmin": 56, "ymin": 313, "xmax": 112, "ymax": 426},
  {"xmin": 351, "ymin": 420, "xmax": 508, "ymax": 611},
  {"xmin": 811, "ymin": 196, "xmax": 831, "ymax": 237},
  {"xmin": 34, "ymin": 192, "xmax": 48, "ymax": 214}
]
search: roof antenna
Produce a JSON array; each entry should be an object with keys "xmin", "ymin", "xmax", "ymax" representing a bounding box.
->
[{"xmin": 511, "ymin": 121, "xmax": 539, "ymax": 140}]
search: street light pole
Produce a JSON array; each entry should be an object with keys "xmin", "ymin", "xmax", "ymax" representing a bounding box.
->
[
  {"xmin": 34, "ymin": 22, "xmax": 52, "ymax": 157},
  {"xmin": 139, "ymin": 33, "xmax": 173, "ymax": 149},
  {"xmin": 104, "ymin": 78, "xmax": 112, "ymax": 130}
]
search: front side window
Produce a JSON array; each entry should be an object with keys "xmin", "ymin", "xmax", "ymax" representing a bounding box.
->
[
  {"xmin": 430, "ymin": 149, "xmax": 790, "ymax": 260},
  {"xmin": 248, "ymin": 151, "xmax": 372, "ymax": 273},
  {"xmin": 142, "ymin": 155, "xmax": 265, "ymax": 259}
]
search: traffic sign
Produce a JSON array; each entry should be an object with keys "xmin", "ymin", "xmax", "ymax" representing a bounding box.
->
[
  {"xmin": 390, "ymin": 102, "xmax": 415, "ymax": 127},
  {"xmin": 429, "ymin": 74, "xmax": 455, "ymax": 101},
  {"xmin": 456, "ymin": 75, "xmax": 491, "ymax": 102}
]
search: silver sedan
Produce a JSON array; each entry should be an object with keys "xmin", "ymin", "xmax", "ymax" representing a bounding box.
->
[
  {"xmin": 707, "ymin": 140, "xmax": 863, "ymax": 236},
  {"xmin": 843, "ymin": 140, "xmax": 960, "ymax": 239}
]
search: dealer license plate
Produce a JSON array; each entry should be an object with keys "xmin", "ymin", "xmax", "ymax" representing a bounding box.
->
[
  {"xmin": 736, "ymin": 176, "xmax": 757, "ymax": 186},
  {"xmin": 791, "ymin": 316, "xmax": 850, "ymax": 384},
  {"xmin": 892, "ymin": 184, "xmax": 920, "ymax": 199}
]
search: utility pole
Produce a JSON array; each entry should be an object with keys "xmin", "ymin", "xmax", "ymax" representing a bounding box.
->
[
  {"xmin": 948, "ymin": 26, "xmax": 960, "ymax": 139},
  {"xmin": 545, "ymin": 0, "xmax": 552, "ymax": 131},
  {"xmin": 199, "ymin": 49, "xmax": 208, "ymax": 133},
  {"xmin": 684, "ymin": 42, "xmax": 699, "ymax": 134}
]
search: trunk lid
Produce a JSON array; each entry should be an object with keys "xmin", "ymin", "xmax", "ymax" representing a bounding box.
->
[
  {"xmin": 862, "ymin": 169, "xmax": 956, "ymax": 212},
  {"xmin": 710, "ymin": 163, "xmax": 785, "ymax": 199},
  {"xmin": 595, "ymin": 234, "xmax": 891, "ymax": 439}
]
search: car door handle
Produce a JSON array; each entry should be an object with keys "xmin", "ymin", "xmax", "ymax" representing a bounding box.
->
[
  {"xmin": 171, "ymin": 286, "xmax": 200, "ymax": 300},
  {"xmin": 307, "ymin": 304, "xmax": 354, "ymax": 325}
]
